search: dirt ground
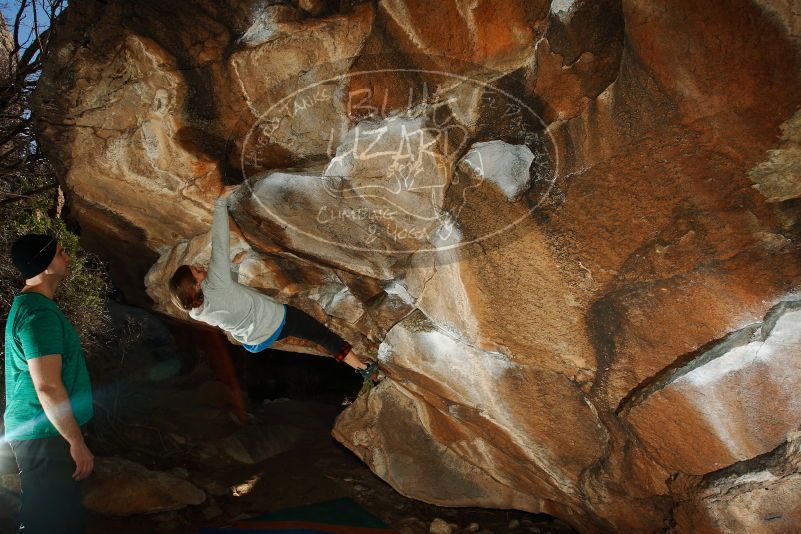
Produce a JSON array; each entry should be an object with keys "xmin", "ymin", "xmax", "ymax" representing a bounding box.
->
[
  {"xmin": 0, "ymin": 344, "xmax": 577, "ymax": 534},
  {"xmin": 84, "ymin": 399, "xmax": 576, "ymax": 534}
]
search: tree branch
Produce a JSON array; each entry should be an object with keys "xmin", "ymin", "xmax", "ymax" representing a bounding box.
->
[
  {"xmin": 0, "ymin": 183, "xmax": 56, "ymax": 206},
  {"xmin": 0, "ymin": 118, "xmax": 31, "ymax": 148}
]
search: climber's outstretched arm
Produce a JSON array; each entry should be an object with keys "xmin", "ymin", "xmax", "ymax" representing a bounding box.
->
[{"xmin": 206, "ymin": 191, "xmax": 235, "ymax": 288}]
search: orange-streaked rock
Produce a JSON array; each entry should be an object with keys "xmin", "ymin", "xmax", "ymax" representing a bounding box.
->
[{"xmin": 31, "ymin": 0, "xmax": 801, "ymax": 532}]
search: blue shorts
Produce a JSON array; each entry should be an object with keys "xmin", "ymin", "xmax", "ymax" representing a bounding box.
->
[{"xmin": 242, "ymin": 304, "xmax": 287, "ymax": 354}]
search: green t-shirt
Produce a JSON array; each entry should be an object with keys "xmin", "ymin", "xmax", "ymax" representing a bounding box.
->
[{"xmin": 3, "ymin": 292, "xmax": 93, "ymax": 441}]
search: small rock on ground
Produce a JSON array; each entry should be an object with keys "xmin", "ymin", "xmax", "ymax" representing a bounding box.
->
[{"xmin": 430, "ymin": 517, "xmax": 452, "ymax": 534}]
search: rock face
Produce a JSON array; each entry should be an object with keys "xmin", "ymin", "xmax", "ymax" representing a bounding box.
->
[
  {"xmin": 31, "ymin": 0, "xmax": 801, "ymax": 532},
  {"xmin": 622, "ymin": 304, "xmax": 801, "ymax": 476},
  {"xmin": 83, "ymin": 457, "xmax": 205, "ymax": 516}
]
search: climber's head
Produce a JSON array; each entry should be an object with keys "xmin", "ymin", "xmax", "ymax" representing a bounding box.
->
[{"xmin": 168, "ymin": 264, "xmax": 206, "ymax": 311}]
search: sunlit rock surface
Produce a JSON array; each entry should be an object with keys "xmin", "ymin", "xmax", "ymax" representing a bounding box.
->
[
  {"xmin": 31, "ymin": 0, "xmax": 801, "ymax": 532},
  {"xmin": 623, "ymin": 304, "xmax": 801, "ymax": 476}
]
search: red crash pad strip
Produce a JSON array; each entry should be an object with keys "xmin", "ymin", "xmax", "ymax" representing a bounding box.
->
[{"xmin": 232, "ymin": 519, "xmax": 397, "ymax": 533}]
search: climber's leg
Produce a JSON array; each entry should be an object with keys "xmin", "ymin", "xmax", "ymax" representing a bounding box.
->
[{"xmin": 275, "ymin": 305, "xmax": 372, "ymax": 372}]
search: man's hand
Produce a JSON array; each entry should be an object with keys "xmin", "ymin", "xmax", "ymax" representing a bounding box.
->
[{"xmin": 69, "ymin": 439, "xmax": 94, "ymax": 481}]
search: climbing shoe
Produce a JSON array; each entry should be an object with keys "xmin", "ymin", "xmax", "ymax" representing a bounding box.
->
[{"xmin": 356, "ymin": 361, "xmax": 380, "ymax": 382}]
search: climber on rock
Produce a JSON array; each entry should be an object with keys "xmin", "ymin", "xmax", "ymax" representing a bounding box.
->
[{"xmin": 168, "ymin": 185, "xmax": 381, "ymax": 389}]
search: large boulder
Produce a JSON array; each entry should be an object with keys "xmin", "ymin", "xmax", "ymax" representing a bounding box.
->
[{"xmin": 31, "ymin": 0, "xmax": 801, "ymax": 532}]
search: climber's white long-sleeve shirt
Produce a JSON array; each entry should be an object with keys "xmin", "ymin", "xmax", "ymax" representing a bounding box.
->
[{"xmin": 189, "ymin": 197, "xmax": 285, "ymax": 345}]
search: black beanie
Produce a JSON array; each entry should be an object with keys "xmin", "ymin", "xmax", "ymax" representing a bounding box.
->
[{"xmin": 11, "ymin": 234, "xmax": 58, "ymax": 279}]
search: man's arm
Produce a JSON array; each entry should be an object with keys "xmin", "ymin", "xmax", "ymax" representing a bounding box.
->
[{"xmin": 28, "ymin": 355, "xmax": 94, "ymax": 480}]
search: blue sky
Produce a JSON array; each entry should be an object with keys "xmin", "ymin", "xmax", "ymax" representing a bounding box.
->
[{"xmin": 0, "ymin": 1, "xmax": 64, "ymax": 56}]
